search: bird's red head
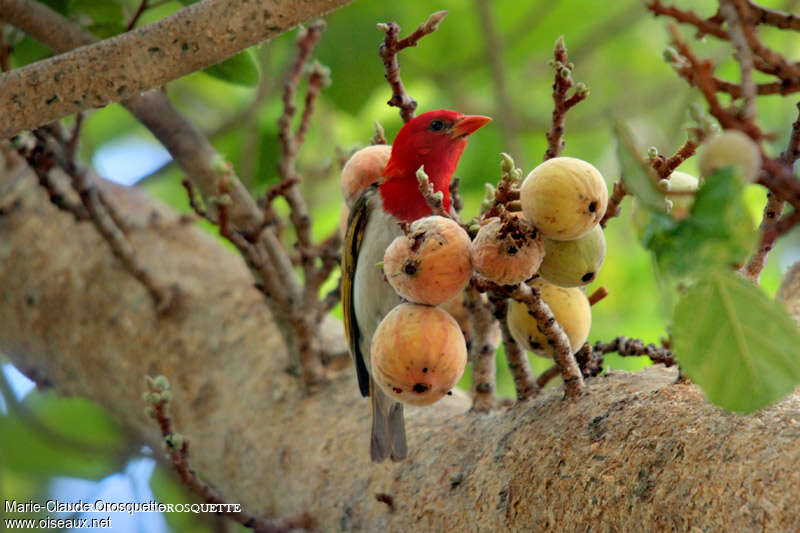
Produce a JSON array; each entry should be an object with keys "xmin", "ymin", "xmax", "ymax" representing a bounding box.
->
[{"xmin": 380, "ymin": 110, "xmax": 491, "ymax": 222}]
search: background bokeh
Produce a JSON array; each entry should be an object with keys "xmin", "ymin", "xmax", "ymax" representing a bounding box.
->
[{"xmin": 3, "ymin": 0, "xmax": 799, "ymax": 530}]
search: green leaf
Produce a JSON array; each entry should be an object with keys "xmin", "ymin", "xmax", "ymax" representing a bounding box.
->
[
  {"xmin": 643, "ymin": 167, "xmax": 756, "ymax": 277},
  {"xmin": 673, "ymin": 270, "xmax": 800, "ymax": 412},
  {"xmin": 0, "ymin": 392, "xmax": 123, "ymax": 479},
  {"xmin": 203, "ymin": 49, "xmax": 260, "ymax": 87},
  {"xmin": 613, "ymin": 120, "xmax": 666, "ymax": 212},
  {"xmin": 68, "ymin": 0, "xmax": 124, "ymax": 25}
]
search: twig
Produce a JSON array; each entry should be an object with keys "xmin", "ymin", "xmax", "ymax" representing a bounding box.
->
[
  {"xmin": 20, "ymin": 128, "xmax": 177, "ymax": 315},
  {"xmin": 486, "ymin": 294, "xmax": 539, "ymax": 401},
  {"xmin": 730, "ymin": 0, "xmax": 800, "ymax": 80},
  {"xmin": 377, "ymin": 11, "xmax": 448, "ymax": 123},
  {"xmin": 600, "ymin": 181, "xmax": 627, "ymax": 228},
  {"xmin": 651, "ymin": 137, "xmax": 700, "ymax": 180},
  {"xmin": 588, "ymin": 286, "xmax": 609, "ymax": 306},
  {"xmin": 747, "ymin": 1, "xmax": 800, "ymax": 31},
  {"xmin": 742, "ymin": 102, "xmax": 800, "ymax": 281},
  {"xmin": 645, "ymin": 0, "xmax": 728, "ymax": 39},
  {"xmin": 544, "ymin": 37, "xmax": 588, "ymax": 161},
  {"xmin": 449, "ymin": 176, "xmax": 464, "ymax": 215},
  {"xmin": 125, "ymin": 0, "xmax": 149, "ymax": 31},
  {"xmin": 666, "ymin": 24, "xmax": 763, "ymax": 140},
  {"xmin": 416, "ymin": 166, "xmax": 448, "ymax": 216},
  {"xmin": 371, "ymin": 121, "xmax": 388, "ymax": 145},
  {"xmin": 536, "ymin": 365, "xmax": 562, "ymax": 389},
  {"xmin": 581, "ymin": 337, "xmax": 676, "ymax": 378},
  {"xmin": 143, "ymin": 377, "xmax": 306, "ymax": 533},
  {"xmin": 721, "ymin": 0, "xmax": 757, "ymax": 121},
  {"xmin": 466, "ymin": 286, "xmax": 500, "ymax": 412},
  {"xmin": 0, "ymin": 28, "xmax": 11, "ymax": 72}
]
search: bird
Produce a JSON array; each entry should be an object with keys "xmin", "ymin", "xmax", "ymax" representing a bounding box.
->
[{"xmin": 342, "ymin": 109, "xmax": 491, "ymax": 462}]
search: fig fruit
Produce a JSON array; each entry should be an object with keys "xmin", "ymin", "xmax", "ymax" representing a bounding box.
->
[
  {"xmin": 539, "ymin": 224, "xmax": 606, "ymax": 287},
  {"xmin": 371, "ymin": 303, "xmax": 468, "ymax": 406},
  {"xmin": 341, "ymin": 144, "xmax": 392, "ymax": 207},
  {"xmin": 383, "ymin": 216, "xmax": 473, "ymax": 306},
  {"xmin": 507, "ymin": 279, "xmax": 591, "ymax": 358},
  {"xmin": 471, "ymin": 217, "xmax": 544, "ymax": 285},
  {"xmin": 663, "ymin": 170, "xmax": 699, "ymax": 220},
  {"xmin": 520, "ymin": 157, "xmax": 608, "ymax": 240},
  {"xmin": 699, "ymin": 130, "xmax": 761, "ymax": 183}
]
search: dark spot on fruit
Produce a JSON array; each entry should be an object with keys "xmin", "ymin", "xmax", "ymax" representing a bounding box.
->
[
  {"xmin": 393, "ymin": 387, "xmax": 403, "ymax": 394},
  {"xmin": 412, "ymin": 383, "xmax": 430, "ymax": 393},
  {"xmin": 447, "ymin": 391, "xmax": 453, "ymax": 395},
  {"xmin": 530, "ymin": 339, "xmax": 542, "ymax": 350},
  {"xmin": 506, "ymin": 245, "xmax": 518, "ymax": 255},
  {"xmin": 423, "ymin": 367, "xmax": 428, "ymax": 373},
  {"xmin": 404, "ymin": 262, "xmax": 417, "ymax": 276},
  {"xmin": 582, "ymin": 272, "xmax": 595, "ymax": 282},
  {"xmin": 588, "ymin": 201, "xmax": 598, "ymax": 213}
]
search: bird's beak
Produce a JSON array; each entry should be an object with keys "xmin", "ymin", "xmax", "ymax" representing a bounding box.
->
[{"xmin": 451, "ymin": 115, "xmax": 492, "ymax": 138}]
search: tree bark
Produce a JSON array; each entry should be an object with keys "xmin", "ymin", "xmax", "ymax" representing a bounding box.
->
[
  {"xmin": 0, "ymin": 0, "xmax": 353, "ymax": 138},
  {"xmin": 3, "ymin": 148, "xmax": 800, "ymax": 531}
]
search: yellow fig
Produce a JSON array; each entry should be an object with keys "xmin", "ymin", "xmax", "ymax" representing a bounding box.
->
[
  {"xmin": 699, "ymin": 130, "xmax": 761, "ymax": 183},
  {"xmin": 520, "ymin": 157, "xmax": 608, "ymax": 240},
  {"xmin": 507, "ymin": 279, "xmax": 591, "ymax": 358},
  {"xmin": 383, "ymin": 216, "xmax": 473, "ymax": 306},
  {"xmin": 539, "ymin": 225, "xmax": 606, "ymax": 288},
  {"xmin": 371, "ymin": 303, "xmax": 468, "ymax": 406}
]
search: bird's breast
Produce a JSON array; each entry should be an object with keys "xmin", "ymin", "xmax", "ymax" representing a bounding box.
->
[{"xmin": 353, "ymin": 194, "xmax": 405, "ymax": 363}]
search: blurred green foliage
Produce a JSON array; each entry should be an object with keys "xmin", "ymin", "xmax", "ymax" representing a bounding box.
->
[{"xmin": 3, "ymin": 0, "xmax": 800, "ymax": 531}]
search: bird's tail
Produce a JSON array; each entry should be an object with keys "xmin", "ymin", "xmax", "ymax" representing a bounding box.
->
[{"xmin": 371, "ymin": 381, "xmax": 407, "ymax": 462}]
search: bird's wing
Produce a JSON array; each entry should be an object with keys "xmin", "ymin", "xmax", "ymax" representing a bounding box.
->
[{"xmin": 342, "ymin": 187, "xmax": 375, "ymax": 397}]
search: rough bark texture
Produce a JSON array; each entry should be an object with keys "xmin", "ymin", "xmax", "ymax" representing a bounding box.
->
[
  {"xmin": 0, "ymin": 0, "xmax": 353, "ymax": 138},
  {"xmin": 4, "ymin": 152, "xmax": 800, "ymax": 531}
]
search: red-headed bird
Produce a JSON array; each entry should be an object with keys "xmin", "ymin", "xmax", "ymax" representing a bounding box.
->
[{"xmin": 342, "ymin": 109, "xmax": 491, "ymax": 461}]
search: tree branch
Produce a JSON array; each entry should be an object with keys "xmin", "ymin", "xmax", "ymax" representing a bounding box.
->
[
  {"xmin": 5, "ymin": 148, "xmax": 800, "ymax": 531},
  {"xmin": 0, "ymin": 0, "xmax": 354, "ymax": 138}
]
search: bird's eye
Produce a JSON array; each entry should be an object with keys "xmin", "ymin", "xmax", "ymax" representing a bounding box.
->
[{"xmin": 429, "ymin": 120, "xmax": 445, "ymax": 132}]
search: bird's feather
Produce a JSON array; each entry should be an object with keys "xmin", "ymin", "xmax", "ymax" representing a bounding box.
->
[{"xmin": 342, "ymin": 186, "xmax": 375, "ymax": 397}]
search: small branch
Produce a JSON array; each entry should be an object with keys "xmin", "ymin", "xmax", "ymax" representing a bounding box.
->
[
  {"xmin": 742, "ymin": 102, "xmax": 800, "ymax": 281},
  {"xmin": 544, "ymin": 36, "xmax": 588, "ymax": 161},
  {"xmin": 371, "ymin": 121, "xmax": 388, "ymax": 145},
  {"xmin": 654, "ymin": 137, "xmax": 700, "ymax": 179},
  {"xmin": 600, "ymin": 180, "xmax": 627, "ymax": 228},
  {"xmin": 449, "ymin": 176, "xmax": 464, "ymax": 215},
  {"xmin": 466, "ymin": 286, "xmax": 500, "ymax": 413},
  {"xmin": 486, "ymin": 294, "xmax": 539, "ymax": 401},
  {"xmin": 747, "ymin": 1, "xmax": 800, "ymax": 31},
  {"xmin": 730, "ymin": 0, "xmax": 800, "ymax": 80},
  {"xmin": 666, "ymin": 24, "xmax": 762, "ymax": 140},
  {"xmin": 721, "ymin": 0, "xmax": 757, "ymax": 122},
  {"xmin": 377, "ymin": 11, "xmax": 448, "ymax": 122},
  {"xmin": 143, "ymin": 377, "xmax": 305, "ymax": 533},
  {"xmin": 20, "ymin": 128, "xmax": 177, "ymax": 315},
  {"xmin": 588, "ymin": 286, "xmax": 609, "ymax": 306},
  {"xmin": 125, "ymin": 0, "xmax": 149, "ymax": 31},
  {"xmin": 574, "ymin": 336, "xmax": 676, "ymax": 380},
  {"xmin": 416, "ymin": 165, "xmax": 448, "ymax": 216},
  {"xmin": 536, "ymin": 365, "xmax": 561, "ymax": 389},
  {"xmin": 645, "ymin": 0, "xmax": 728, "ymax": 39}
]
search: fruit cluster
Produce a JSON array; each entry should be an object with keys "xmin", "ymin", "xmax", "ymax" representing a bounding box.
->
[{"xmin": 342, "ymin": 149, "xmax": 614, "ymax": 406}]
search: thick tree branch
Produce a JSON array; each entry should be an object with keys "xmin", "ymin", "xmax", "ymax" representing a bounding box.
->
[
  {"xmin": 5, "ymin": 150, "xmax": 800, "ymax": 531},
  {"xmin": 0, "ymin": 0, "xmax": 353, "ymax": 138}
]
